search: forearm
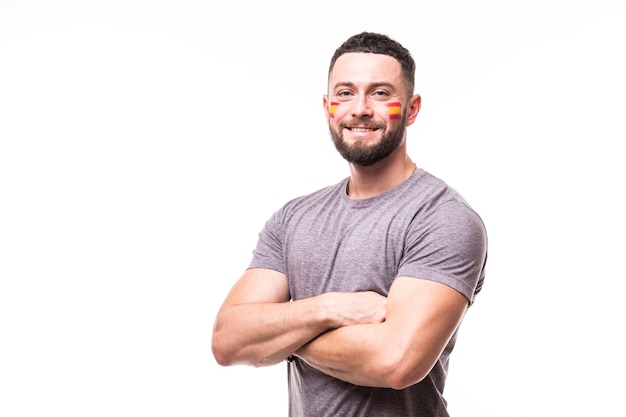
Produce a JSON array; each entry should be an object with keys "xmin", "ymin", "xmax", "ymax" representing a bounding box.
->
[
  {"xmin": 295, "ymin": 278, "xmax": 469, "ymax": 390},
  {"xmin": 295, "ymin": 322, "xmax": 403, "ymax": 388},
  {"xmin": 212, "ymin": 296, "xmax": 333, "ymax": 367}
]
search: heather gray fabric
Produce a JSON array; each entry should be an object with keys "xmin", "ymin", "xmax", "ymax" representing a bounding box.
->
[{"xmin": 248, "ymin": 169, "xmax": 487, "ymax": 417}]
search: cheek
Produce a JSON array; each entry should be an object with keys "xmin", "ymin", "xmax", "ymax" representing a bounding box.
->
[
  {"xmin": 329, "ymin": 102, "xmax": 339, "ymax": 118},
  {"xmin": 386, "ymin": 102, "xmax": 402, "ymax": 120}
]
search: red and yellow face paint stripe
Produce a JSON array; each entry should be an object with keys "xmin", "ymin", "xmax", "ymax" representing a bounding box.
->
[
  {"xmin": 329, "ymin": 102, "xmax": 339, "ymax": 118},
  {"xmin": 386, "ymin": 102, "xmax": 402, "ymax": 120}
]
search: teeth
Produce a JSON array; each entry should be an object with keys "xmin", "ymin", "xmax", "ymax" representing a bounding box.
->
[{"xmin": 351, "ymin": 128, "xmax": 375, "ymax": 132}]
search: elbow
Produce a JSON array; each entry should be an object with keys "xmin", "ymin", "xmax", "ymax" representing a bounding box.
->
[
  {"xmin": 211, "ymin": 319, "xmax": 249, "ymax": 367},
  {"xmin": 378, "ymin": 351, "xmax": 432, "ymax": 390},
  {"xmin": 211, "ymin": 334, "xmax": 234, "ymax": 366},
  {"xmin": 386, "ymin": 369, "xmax": 429, "ymax": 391},
  {"xmin": 212, "ymin": 349, "xmax": 232, "ymax": 367},
  {"xmin": 211, "ymin": 327, "xmax": 244, "ymax": 367}
]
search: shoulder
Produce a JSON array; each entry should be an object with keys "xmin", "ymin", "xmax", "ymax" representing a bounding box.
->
[
  {"xmin": 409, "ymin": 170, "xmax": 483, "ymax": 223},
  {"xmin": 408, "ymin": 170, "xmax": 487, "ymax": 247},
  {"xmin": 276, "ymin": 178, "xmax": 349, "ymax": 217},
  {"xmin": 400, "ymin": 170, "xmax": 488, "ymax": 302}
]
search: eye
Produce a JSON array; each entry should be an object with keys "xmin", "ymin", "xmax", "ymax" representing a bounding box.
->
[
  {"xmin": 334, "ymin": 90, "xmax": 354, "ymax": 102},
  {"xmin": 372, "ymin": 90, "xmax": 389, "ymax": 98}
]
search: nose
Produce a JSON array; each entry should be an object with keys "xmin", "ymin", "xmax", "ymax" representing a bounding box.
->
[{"xmin": 351, "ymin": 94, "xmax": 374, "ymax": 118}]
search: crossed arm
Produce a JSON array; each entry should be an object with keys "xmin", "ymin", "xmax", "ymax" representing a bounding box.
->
[{"xmin": 211, "ymin": 267, "xmax": 468, "ymax": 389}]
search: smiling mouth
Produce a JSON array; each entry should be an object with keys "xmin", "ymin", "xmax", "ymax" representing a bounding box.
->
[{"xmin": 347, "ymin": 126, "xmax": 379, "ymax": 132}]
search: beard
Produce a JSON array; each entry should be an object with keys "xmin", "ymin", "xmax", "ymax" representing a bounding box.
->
[{"xmin": 328, "ymin": 115, "xmax": 407, "ymax": 166}]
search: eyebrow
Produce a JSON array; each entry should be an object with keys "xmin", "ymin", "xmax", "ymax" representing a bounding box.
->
[{"xmin": 332, "ymin": 81, "xmax": 397, "ymax": 91}]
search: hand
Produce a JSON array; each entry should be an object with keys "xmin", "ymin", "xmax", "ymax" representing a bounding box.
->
[{"xmin": 322, "ymin": 291, "xmax": 387, "ymax": 328}]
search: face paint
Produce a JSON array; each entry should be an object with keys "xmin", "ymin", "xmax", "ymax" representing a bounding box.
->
[
  {"xmin": 329, "ymin": 102, "xmax": 339, "ymax": 118},
  {"xmin": 386, "ymin": 102, "xmax": 402, "ymax": 120}
]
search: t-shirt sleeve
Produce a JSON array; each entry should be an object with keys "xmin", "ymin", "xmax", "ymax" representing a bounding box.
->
[
  {"xmin": 397, "ymin": 200, "xmax": 488, "ymax": 304},
  {"xmin": 247, "ymin": 209, "xmax": 287, "ymax": 274}
]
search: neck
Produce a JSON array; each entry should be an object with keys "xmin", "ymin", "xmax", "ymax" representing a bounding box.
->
[{"xmin": 347, "ymin": 155, "xmax": 417, "ymax": 199}]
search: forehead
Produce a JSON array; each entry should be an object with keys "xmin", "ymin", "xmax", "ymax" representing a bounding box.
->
[{"xmin": 329, "ymin": 52, "xmax": 403, "ymax": 89}]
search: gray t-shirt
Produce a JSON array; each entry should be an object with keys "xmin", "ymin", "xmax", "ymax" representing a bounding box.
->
[{"xmin": 249, "ymin": 169, "xmax": 488, "ymax": 417}]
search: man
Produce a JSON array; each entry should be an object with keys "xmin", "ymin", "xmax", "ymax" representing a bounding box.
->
[{"xmin": 212, "ymin": 31, "xmax": 488, "ymax": 416}]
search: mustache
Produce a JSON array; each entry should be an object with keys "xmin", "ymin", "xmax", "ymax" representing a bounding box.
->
[{"xmin": 338, "ymin": 119, "xmax": 384, "ymax": 129}]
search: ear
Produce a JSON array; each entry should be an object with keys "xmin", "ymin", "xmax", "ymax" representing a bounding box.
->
[
  {"xmin": 323, "ymin": 94, "xmax": 330, "ymax": 119},
  {"xmin": 405, "ymin": 94, "xmax": 421, "ymax": 127}
]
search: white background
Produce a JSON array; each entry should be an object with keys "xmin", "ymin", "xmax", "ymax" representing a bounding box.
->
[{"xmin": 1, "ymin": 1, "xmax": 625, "ymax": 415}]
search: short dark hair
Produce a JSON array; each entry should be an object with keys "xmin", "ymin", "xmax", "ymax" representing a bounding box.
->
[{"xmin": 328, "ymin": 32, "xmax": 416, "ymax": 96}]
